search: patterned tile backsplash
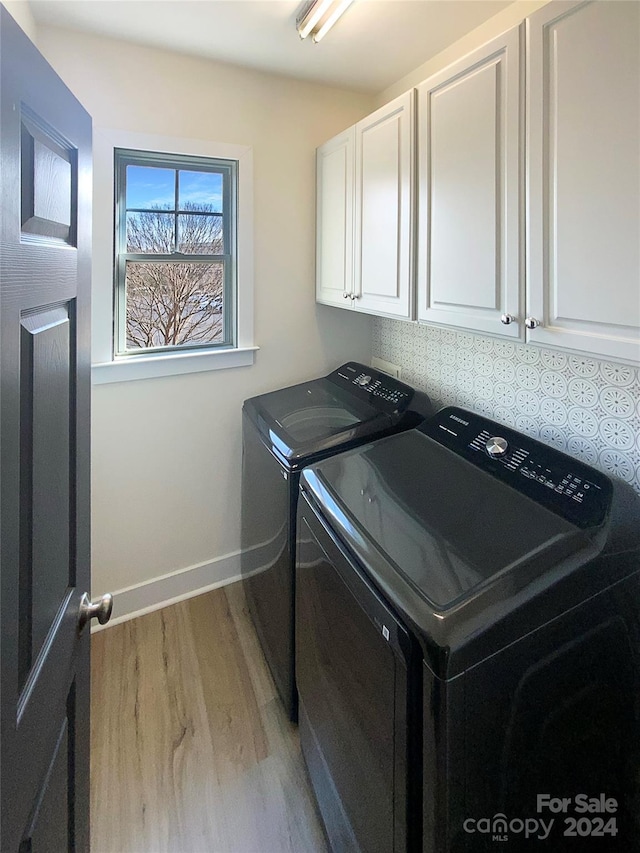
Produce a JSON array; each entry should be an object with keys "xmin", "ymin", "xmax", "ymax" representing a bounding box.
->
[{"xmin": 373, "ymin": 318, "xmax": 640, "ymax": 495}]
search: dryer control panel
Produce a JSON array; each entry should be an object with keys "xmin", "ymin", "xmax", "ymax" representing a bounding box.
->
[
  {"xmin": 421, "ymin": 407, "xmax": 613, "ymax": 528},
  {"xmin": 327, "ymin": 362, "xmax": 416, "ymax": 415}
]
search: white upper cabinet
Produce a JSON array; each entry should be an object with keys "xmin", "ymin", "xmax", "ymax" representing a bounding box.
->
[
  {"xmin": 416, "ymin": 27, "xmax": 523, "ymax": 338},
  {"xmin": 526, "ymin": 0, "xmax": 640, "ymax": 364},
  {"xmin": 354, "ymin": 91, "xmax": 415, "ymax": 319},
  {"xmin": 316, "ymin": 0, "xmax": 639, "ymax": 365},
  {"xmin": 316, "ymin": 127, "xmax": 355, "ymax": 308},
  {"xmin": 316, "ymin": 92, "xmax": 415, "ymax": 318}
]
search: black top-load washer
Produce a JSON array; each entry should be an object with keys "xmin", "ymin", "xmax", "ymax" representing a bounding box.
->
[
  {"xmin": 296, "ymin": 406, "xmax": 640, "ymax": 853},
  {"xmin": 240, "ymin": 362, "xmax": 433, "ymax": 720}
]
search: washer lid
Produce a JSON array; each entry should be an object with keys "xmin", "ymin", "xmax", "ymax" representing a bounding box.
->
[
  {"xmin": 243, "ymin": 377, "xmax": 390, "ymax": 466},
  {"xmin": 300, "ymin": 424, "xmax": 613, "ymax": 677}
]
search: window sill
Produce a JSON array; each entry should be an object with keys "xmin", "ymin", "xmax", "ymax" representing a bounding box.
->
[{"xmin": 92, "ymin": 346, "xmax": 259, "ymax": 385}]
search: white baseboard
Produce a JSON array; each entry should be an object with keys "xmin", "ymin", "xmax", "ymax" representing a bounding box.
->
[{"xmin": 92, "ymin": 550, "xmax": 242, "ymax": 631}]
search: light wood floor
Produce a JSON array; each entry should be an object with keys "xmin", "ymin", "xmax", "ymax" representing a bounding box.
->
[{"xmin": 90, "ymin": 582, "xmax": 328, "ymax": 853}]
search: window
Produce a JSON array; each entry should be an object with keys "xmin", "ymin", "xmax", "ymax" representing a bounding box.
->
[
  {"xmin": 114, "ymin": 149, "xmax": 237, "ymax": 356},
  {"xmin": 92, "ymin": 129, "xmax": 254, "ymax": 384}
]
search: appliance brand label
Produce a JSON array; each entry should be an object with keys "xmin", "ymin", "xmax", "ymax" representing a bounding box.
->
[{"xmin": 449, "ymin": 414, "xmax": 470, "ymax": 426}]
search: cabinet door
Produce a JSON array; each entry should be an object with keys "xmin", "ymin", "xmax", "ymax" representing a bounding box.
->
[
  {"xmin": 416, "ymin": 27, "xmax": 523, "ymax": 338},
  {"xmin": 316, "ymin": 127, "xmax": 355, "ymax": 308},
  {"xmin": 527, "ymin": 1, "xmax": 640, "ymax": 364},
  {"xmin": 354, "ymin": 91, "xmax": 414, "ymax": 319}
]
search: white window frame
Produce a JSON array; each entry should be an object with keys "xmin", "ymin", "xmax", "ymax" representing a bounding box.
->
[{"xmin": 92, "ymin": 128, "xmax": 256, "ymax": 384}]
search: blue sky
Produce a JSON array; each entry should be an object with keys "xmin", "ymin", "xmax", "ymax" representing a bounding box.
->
[{"xmin": 126, "ymin": 165, "xmax": 223, "ymax": 212}]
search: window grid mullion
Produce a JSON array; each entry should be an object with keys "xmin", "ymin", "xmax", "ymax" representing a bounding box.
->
[
  {"xmin": 173, "ymin": 168, "xmax": 179, "ymax": 252},
  {"xmin": 121, "ymin": 253, "xmax": 230, "ymax": 263},
  {"xmin": 116, "ymin": 254, "xmax": 127, "ymax": 357},
  {"xmin": 223, "ymin": 166, "xmax": 231, "ymax": 256},
  {"xmin": 125, "ymin": 208, "xmax": 223, "ymax": 217},
  {"xmin": 115, "ymin": 157, "xmax": 128, "ymax": 358}
]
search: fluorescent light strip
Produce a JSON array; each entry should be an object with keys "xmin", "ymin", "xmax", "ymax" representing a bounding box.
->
[
  {"xmin": 312, "ymin": 0, "xmax": 354, "ymax": 42},
  {"xmin": 297, "ymin": 0, "xmax": 335, "ymax": 40}
]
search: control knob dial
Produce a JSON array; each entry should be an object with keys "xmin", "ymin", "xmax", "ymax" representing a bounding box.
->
[
  {"xmin": 357, "ymin": 375, "xmax": 372, "ymax": 386},
  {"xmin": 485, "ymin": 436, "xmax": 509, "ymax": 458}
]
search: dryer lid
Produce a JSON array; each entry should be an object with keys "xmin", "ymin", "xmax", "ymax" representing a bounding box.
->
[
  {"xmin": 300, "ymin": 414, "xmax": 617, "ymax": 676},
  {"xmin": 301, "ymin": 429, "xmax": 583, "ymax": 612}
]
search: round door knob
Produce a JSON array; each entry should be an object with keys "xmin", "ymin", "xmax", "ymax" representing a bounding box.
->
[
  {"xmin": 500, "ymin": 314, "xmax": 514, "ymax": 325},
  {"xmin": 486, "ymin": 436, "xmax": 509, "ymax": 458},
  {"xmin": 343, "ymin": 292, "xmax": 349, "ymax": 299},
  {"xmin": 350, "ymin": 293, "xmax": 357, "ymax": 301},
  {"xmin": 525, "ymin": 317, "xmax": 540, "ymax": 329},
  {"xmin": 78, "ymin": 592, "xmax": 113, "ymax": 632}
]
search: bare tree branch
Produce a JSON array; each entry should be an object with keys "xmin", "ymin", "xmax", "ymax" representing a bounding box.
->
[{"xmin": 125, "ymin": 202, "xmax": 225, "ymax": 349}]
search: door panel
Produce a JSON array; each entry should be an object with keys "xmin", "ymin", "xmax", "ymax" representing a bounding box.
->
[
  {"xmin": 21, "ymin": 719, "xmax": 69, "ymax": 853},
  {"xmin": 1, "ymin": 8, "xmax": 92, "ymax": 851},
  {"xmin": 417, "ymin": 26, "xmax": 523, "ymax": 338},
  {"xmin": 21, "ymin": 109, "xmax": 76, "ymax": 244},
  {"xmin": 20, "ymin": 305, "xmax": 74, "ymax": 679},
  {"xmin": 430, "ymin": 63, "xmax": 498, "ymax": 308},
  {"xmin": 316, "ymin": 127, "xmax": 355, "ymax": 308},
  {"xmin": 355, "ymin": 91, "xmax": 414, "ymax": 319},
  {"xmin": 526, "ymin": 0, "xmax": 640, "ymax": 363}
]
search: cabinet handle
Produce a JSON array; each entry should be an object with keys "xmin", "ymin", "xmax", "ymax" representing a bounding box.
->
[
  {"xmin": 343, "ymin": 292, "xmax": 349, "ymax": 299},
  {"xmin": 524, "ymin": 317, "xmax": 540, "ymax": 329},
  {"xmin": 350, "ymin": 293, "xmax": 357, "ymax": 301},
  {"xmin": 500, "ymin": 314, "xmax": 515, "ymax": 325}
]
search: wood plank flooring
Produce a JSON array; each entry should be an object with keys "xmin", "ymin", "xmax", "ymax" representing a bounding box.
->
[{"xmin": 90, "ymin": 582, "xmax": 328, "ymax": 853}]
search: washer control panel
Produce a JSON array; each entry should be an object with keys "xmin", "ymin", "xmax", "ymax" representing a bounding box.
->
[
  {"xmin": 421, "ymin": 406, "xmax": 612, "ymax": 528},
  {"xmin": 328, "ymin": 362, "xmax": 416, "ymax": 414}
]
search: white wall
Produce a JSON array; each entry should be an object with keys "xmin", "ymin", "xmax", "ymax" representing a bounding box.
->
[
  {"xmin": 37, "ymin": 25, "xmax": 374, "ymax": 616},
  {"xmin": 375, "ymin": 0, "xmax": 550, "ymax": 106},
  {"xmin": 2, "ymin": 0, "xmax": 37, "ymax": 44}
]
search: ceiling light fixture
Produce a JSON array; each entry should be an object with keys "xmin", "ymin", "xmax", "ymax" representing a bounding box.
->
[{"xmin": 296, "ymin": 0, "xmax": 354, "ymax": 43}]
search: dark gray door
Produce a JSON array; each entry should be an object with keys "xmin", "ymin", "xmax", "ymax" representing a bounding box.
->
[{"xmin": 1, "ymin": 9, "xmax": 93, "ymax": 851}]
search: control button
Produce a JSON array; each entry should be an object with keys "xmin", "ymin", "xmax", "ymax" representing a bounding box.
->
[
  {"xmin": 485, "ymin": 436, "xmax": 509, "ymax": 458},
  {"xmin": 357, "ymin": 375, "xmax": 372, "ymax": 386}
]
